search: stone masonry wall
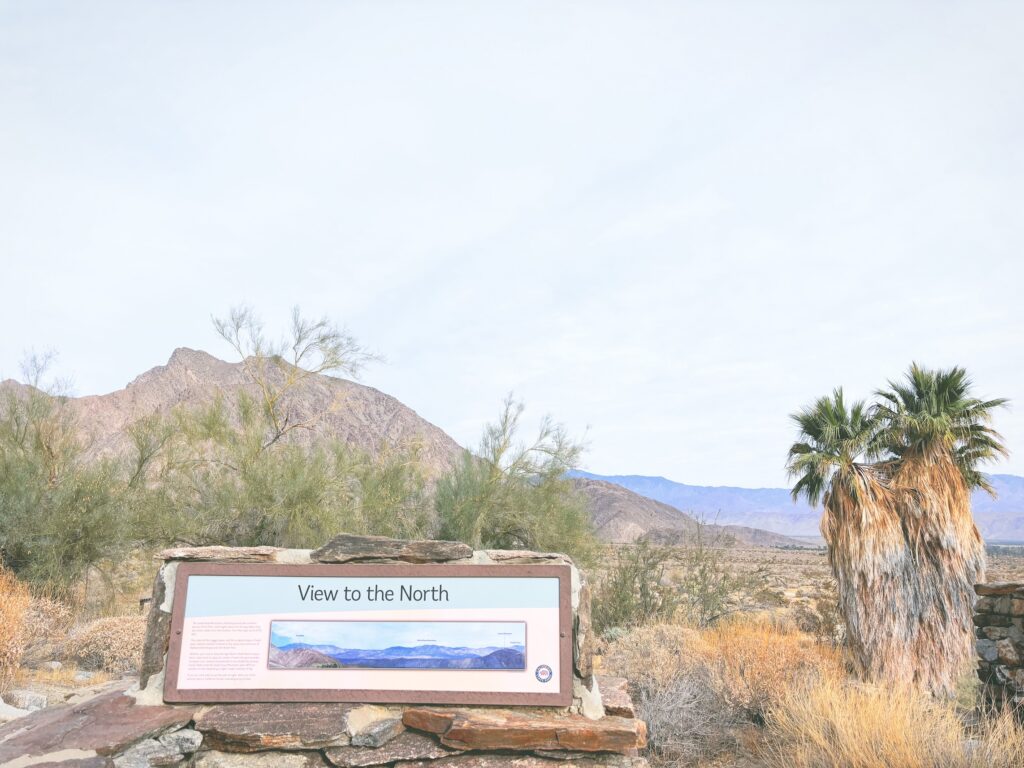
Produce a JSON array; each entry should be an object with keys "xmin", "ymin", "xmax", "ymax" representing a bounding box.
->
[
  {"xmin": 974, "ymin": 582, "xmax": 1024, "ymax": 706},
  {"xmin": 0, "ymin": 534, "xmax": 648, "ymax": 768}
]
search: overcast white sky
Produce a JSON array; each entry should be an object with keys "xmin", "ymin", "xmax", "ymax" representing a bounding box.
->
[{"xmin": 1, "ymin": 2, "xmax": 1022, "ymax": 488}]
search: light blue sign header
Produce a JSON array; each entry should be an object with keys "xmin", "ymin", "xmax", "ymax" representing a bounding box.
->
[{"xmin": 184, "ymin": 575, "xmax": 559, "ymax": 618}]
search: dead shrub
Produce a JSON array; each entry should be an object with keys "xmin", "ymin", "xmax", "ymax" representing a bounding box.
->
[
  {"xmin": 763, "ymin": 676, "xmax": 1024, "ymax": 768},
  {"xmin": 0, "ymin": 566, "xmax": 30, "ymax": 692},
  {"xmin": 19, "ymin": 594, "xmax": 75, "ymax": 666},
  {"xmin": 603, "ymin": 622, "xmax": 700, "ymax": 690},
  {"xmin": 66, "ymin": 615, "xmax": 146, "ymax": 673},
  {"xmin": 605, "ymin": 624, "xmax": 734, "ymax": 765},
  {"xmin": 637, "ymin": 667, "xmax": 739, "ymax": 766}
]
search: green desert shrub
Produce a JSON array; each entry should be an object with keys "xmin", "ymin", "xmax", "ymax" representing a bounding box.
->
[
  {"xmin": 435, "ymin": 396, "xmax": 595, "ymax": 565},
  {"xmin": 0, "ymin": 360, "xmax": 128, "ymax": 595},
  {"xmin": 591, "ymin": 540, "xmax": 678, "ymax": 636}
]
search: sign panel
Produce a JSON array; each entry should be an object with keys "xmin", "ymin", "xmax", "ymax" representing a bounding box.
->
[{"xmin": 164, "ymin": 562, "xmax": 572, "ymax": 705}]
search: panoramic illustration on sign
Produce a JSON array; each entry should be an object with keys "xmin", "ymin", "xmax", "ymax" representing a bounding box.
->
[
  {"xmin": 268, "ymin": 620, "xmax": 527, "ymax": 670},
  {"xmin": 164, "ymin": 563, "xmax": 570, "ymax": 705}
]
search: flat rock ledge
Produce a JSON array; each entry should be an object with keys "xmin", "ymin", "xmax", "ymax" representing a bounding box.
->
[
  {"xmin": 975, "ymin": 582, "xmax": 1024, "ymax": 598},
  {"xmin": 402, "ymin": 709, "xmax": 646, "ymax": 754},
  {"xmin": 311, "ymin": 534, "xmax": 473, "ymax": 564},
  {"xmin": 194, "ymin": 703, "xmax": 355, "ymax": 752},
  {"xmin": 156, "ymin": 546, "xmax": 297, "ymax": 563},
  {"xmin": 0, "ymin": 692, "xmax": 647, "ymax": 767},
  {"xmin": 0, "ymin": 688, "xmax": 195, "ymax": 766}
]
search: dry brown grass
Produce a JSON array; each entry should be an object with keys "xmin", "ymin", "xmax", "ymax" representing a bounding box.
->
[
  {"xmin": 15, "ymin": 664, "xmax": 110, "ymax": 689},
  {"xmin": 65, "ymin": 615, "xmax": 147, "ymax": 673},
  {"xmin": 0, "ymin": 566, "xmax": 30, "ymax": 693},
  {"xmin": 605, "ymin": 614, "xmax": 1024, "ymax": 768},
  {"xmin": 762, "ymin": 676, "xmax": 1024, "ymax": 768},
  {"xmin": 603, "ymin": 616, "xmax": 842, "ymax": 765},
  {"xmin": 695, "ymin": 615, "xmax": 842, "ymax": 721}
]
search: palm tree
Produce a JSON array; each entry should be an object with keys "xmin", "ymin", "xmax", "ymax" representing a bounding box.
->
[
  {"xmin": 873, "ymin": 363, "xmax": 1009, "ymax": 492},
  {"xmin": 788, "ymin": 366, "xmax": 1009, "ymax": 697},
  {"xmin": 870, "ymin": 363, "xmax": 1008, "ymax": 695},
  {"xmin": 786, "ymin": 389, "xmax": 917, "ymax": 686}
]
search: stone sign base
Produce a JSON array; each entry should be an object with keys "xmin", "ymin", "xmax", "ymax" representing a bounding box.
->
[
  {"xmin": 0, "ymin": 678, "xmax": 645, "ymax": 767},
  {"xmin": 975, "ymin": 582, "xmax": 1024, "ymax": 707},
  {"xmin": 0, "ymin": 535, "xmax": 648, "ymax": 767}
]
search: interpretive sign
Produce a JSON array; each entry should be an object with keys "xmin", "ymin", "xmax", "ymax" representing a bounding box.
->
[{"xmin": 164, "ymin": 562, "xmax": 572, "ymax": 705}]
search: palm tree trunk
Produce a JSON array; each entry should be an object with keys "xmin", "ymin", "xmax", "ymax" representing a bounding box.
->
[{"xmin": 890, "ymin": 451, "xmax": 984, "ymax": 696}]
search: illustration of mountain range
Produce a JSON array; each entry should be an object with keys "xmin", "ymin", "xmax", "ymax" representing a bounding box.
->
[{"xmin": 268, "ymin": 642, "xmax": 526, "ymax": 670}]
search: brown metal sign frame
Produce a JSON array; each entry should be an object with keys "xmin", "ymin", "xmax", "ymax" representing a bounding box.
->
[{"xmin": 163, "ymin": 561, "xmax": 573, "ymax": 706}]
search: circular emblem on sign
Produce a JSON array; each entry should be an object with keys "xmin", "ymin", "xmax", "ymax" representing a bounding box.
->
[{"xmin": 535, "ymin": 664, "xmax": 553, "ymax": 683}]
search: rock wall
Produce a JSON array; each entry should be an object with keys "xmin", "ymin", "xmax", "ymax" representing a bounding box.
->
[
  {"xmin": 0, "ymin": 535, "xmax": 648, "ymax": 768},
  {"xmin": 974, "ymin": 582, "xmax": 1024, "ymax": 706}
]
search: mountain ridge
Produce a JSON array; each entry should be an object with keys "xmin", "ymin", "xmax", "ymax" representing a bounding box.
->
[
  {"xmin": 1, "ymin": 347, "xmax": 465, "ymax": 479},
  {"xmin": 571, "ymin": 470, "xmax": 1024, "ymax": 541},
  {"xmin": 0, "ymin": 348, "xmax": 812, "ymax": 549}
]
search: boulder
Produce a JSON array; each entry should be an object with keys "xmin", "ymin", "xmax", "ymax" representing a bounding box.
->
[
  {"xmin": 194, "ymin": 751, "xmax": 327, "ymax": 767},
  {"xmin": 593, "ymin": 678, "xmax": 634, "ymax": 719},
  {"xmin": 345, "ymin": 705, "xmax": 400, "ymax": 738},
  {"xmin": 112, "ymin": 730, "xmax": 197, "ymax": 768},
  {"xmin": 139, "ymin": 568, "xmax": 172, "ymax": 689},
  {"xmin": 3, "ymin": 688, "xmax": 47, "ymax": 711},
  {"xmin": 0, "ymin": 690, "xmax": 194, "ymax": 765},
  {"xmin": 26, "ymin": 756, "xmax": 110, "ymax": 767},
  {"xmin": 402, "ymin": 709, "xmax": 646, "ymax": 754},
  {"xmin": 395, "ymin": 755, "xmax": 643, "ymax": 768},
  {"xmin": 0, "ymin": 699, "xmax": 29, "ymax": 724},
  {"xmin": 996, "ymin": 638, "xmax": 1022, "ymax": 666},
  {"xmin": 195, "ymin": 703, "xmax": 353, "ymax": 751},
  {"xmin": 325, "ymin": 731, "xmax": 455, "ymax": 767},
  {"xmin": 976, "ymin": 583, "xmax": 1024, "ymax": 597},
  {"xmin": 352, "ymin": 717, "xmax": 405, "ymax": 748},
  {"xmin": 977, "ymin": 639, "xmax": 999, "ymax": 663},
  {"xmin": 574, "ymin": 584, "xmax": 593, "ymax": 682},
  {"xmin": 312, "ymin": 534, "xmax": 472, "ymax": 564}
]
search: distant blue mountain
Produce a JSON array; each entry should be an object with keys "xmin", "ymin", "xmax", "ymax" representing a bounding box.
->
[{"xmin": 570, "ymin": 471, "xmax": 1024, "ymax": 541}]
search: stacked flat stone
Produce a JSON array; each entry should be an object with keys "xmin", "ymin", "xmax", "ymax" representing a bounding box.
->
[
  {"xmin": 0, "ymin": 534, "xmax": 648, "ymax": 768},
  {"xmin": 974, "ymin": 582, "xmax": 1024, "ymax": 705}
]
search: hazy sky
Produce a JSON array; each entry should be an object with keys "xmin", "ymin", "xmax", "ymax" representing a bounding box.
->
[{"xmin": 2, "ymin": 2, "xmax": 1022, "ymax": 488}]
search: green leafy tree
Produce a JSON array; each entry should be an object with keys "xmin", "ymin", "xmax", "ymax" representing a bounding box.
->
[
  {"xmin": 0, "ymin": 355, "xmax": 126, "ymax": 595},
  {"xmin": 131, "ymin": 307, "xmax": 430, "ymax": 548},
  {"xmin": 435, "ymin": 396, "xmax": 595, "ymax": 564}
]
